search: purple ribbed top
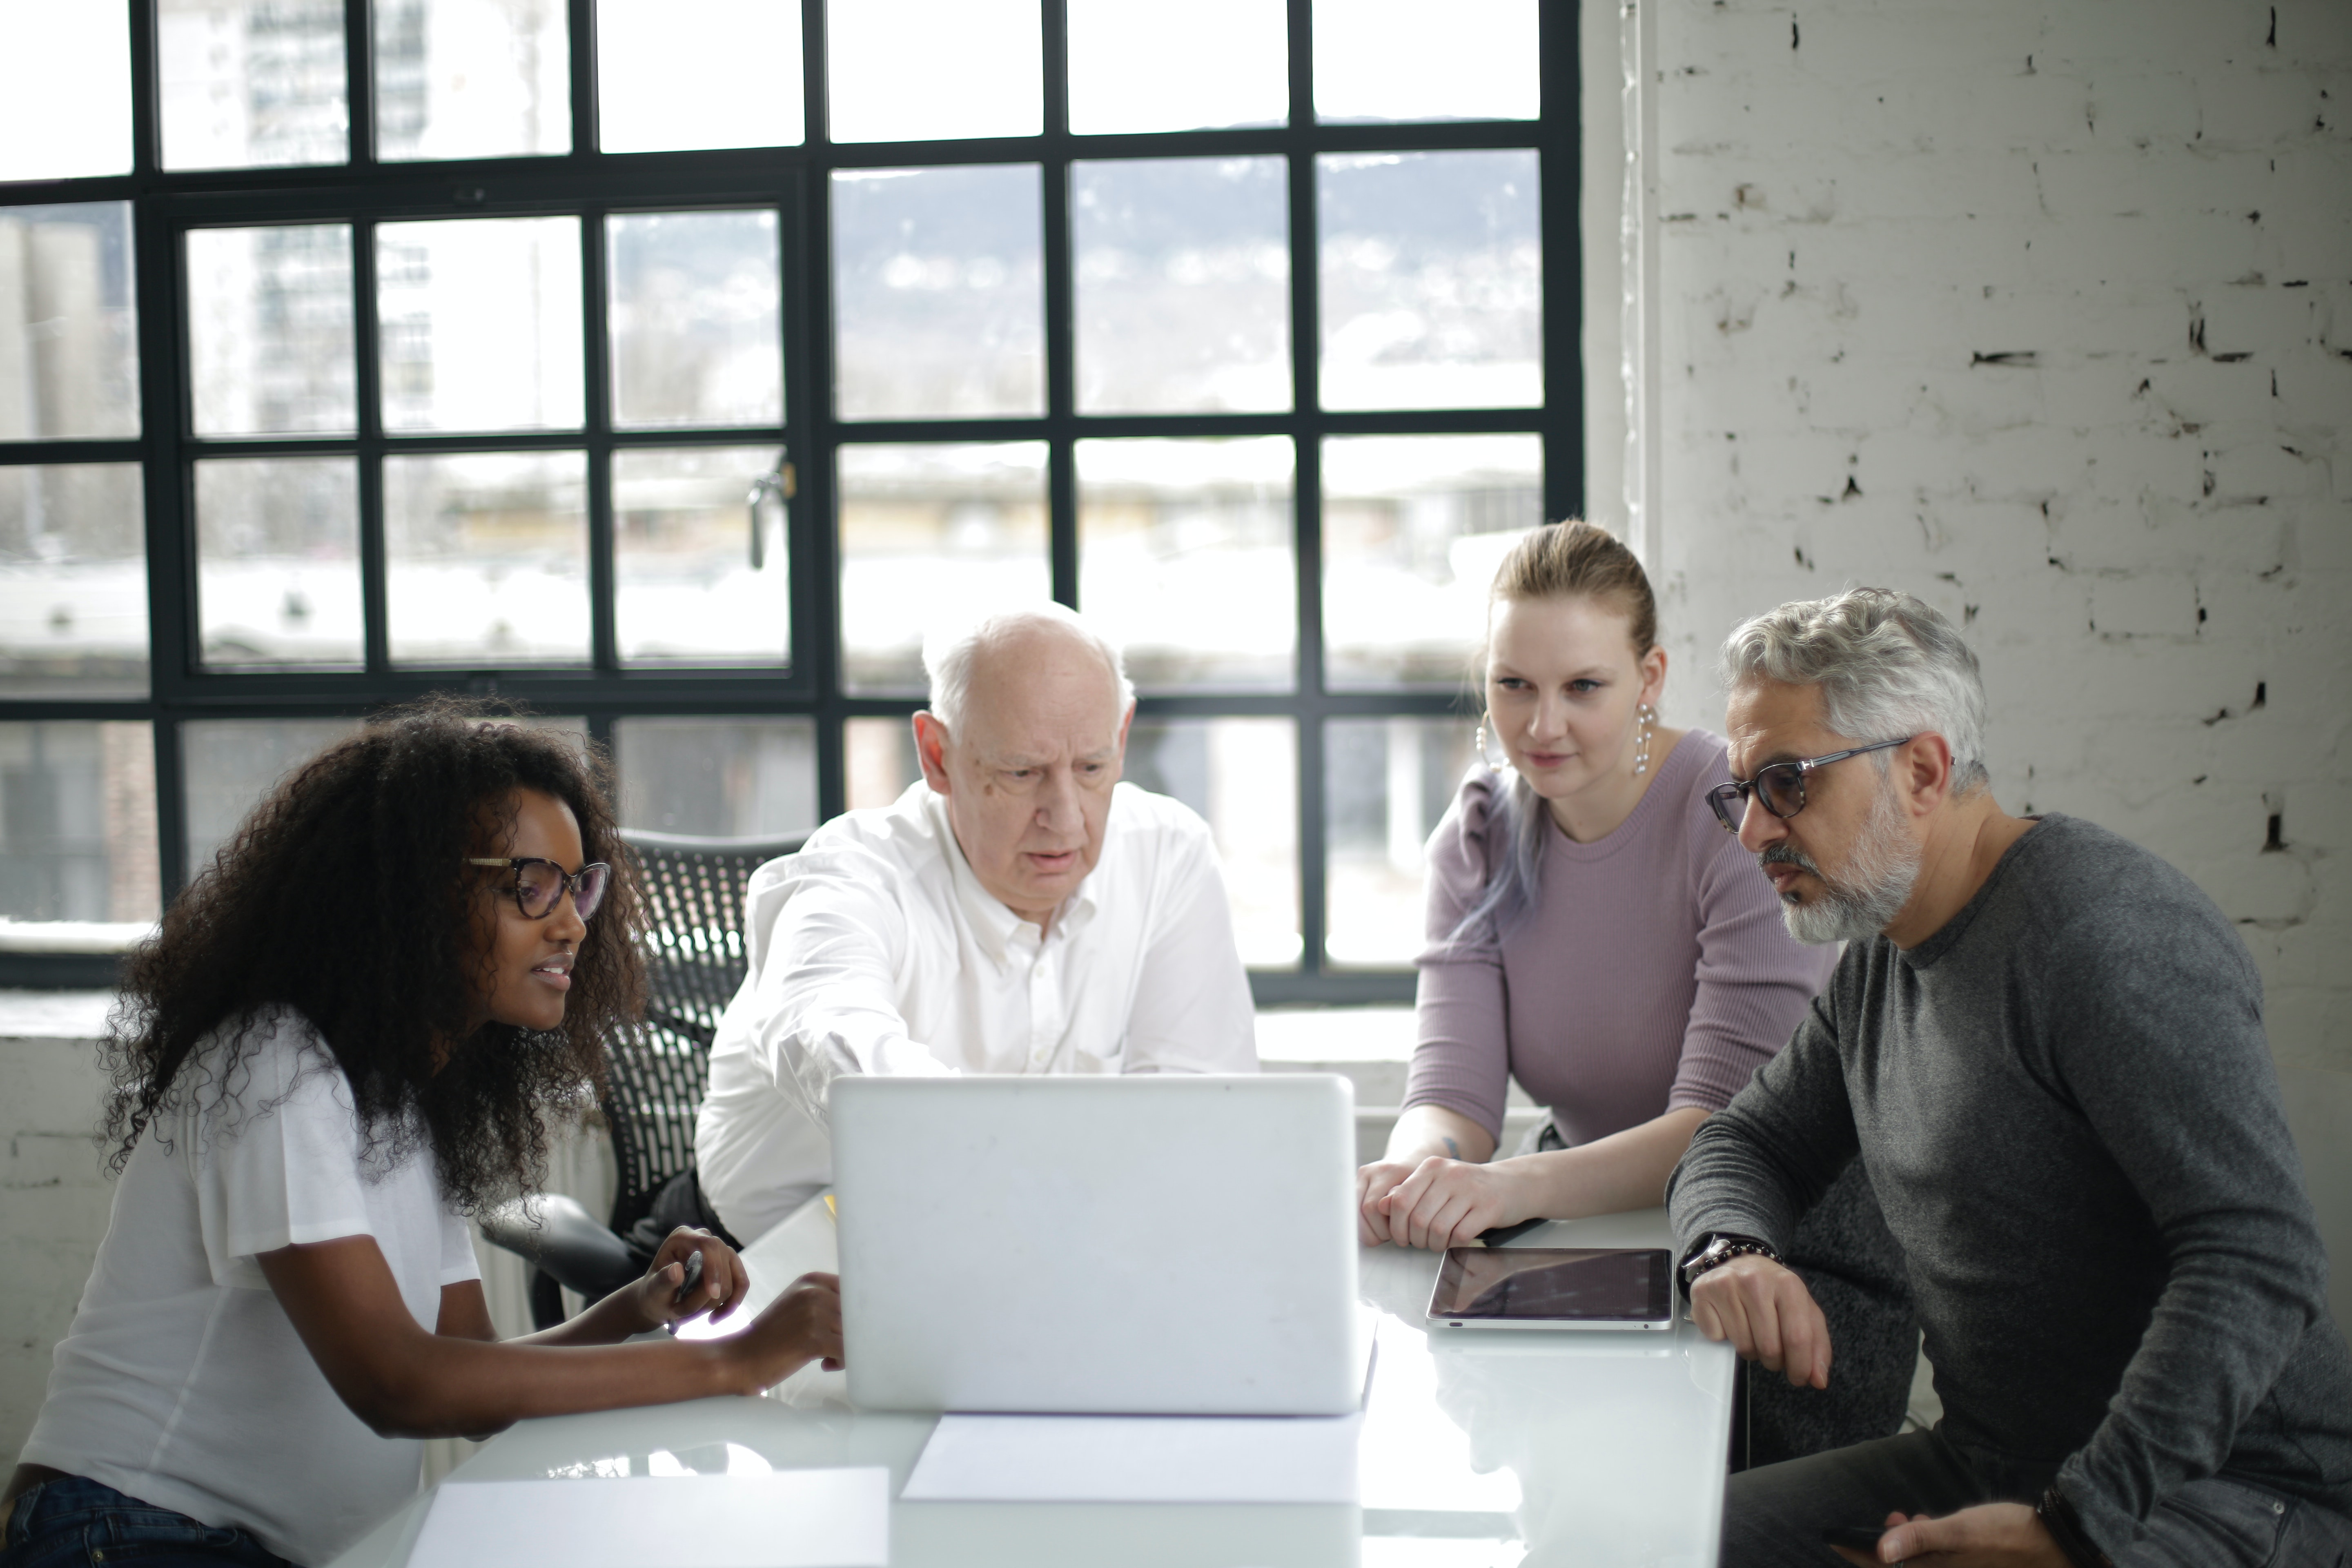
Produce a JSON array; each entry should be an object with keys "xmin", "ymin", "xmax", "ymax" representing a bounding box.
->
[{"xmin": 1405, "ymin": 730, "xmax": 1837, "ymax": 1147}]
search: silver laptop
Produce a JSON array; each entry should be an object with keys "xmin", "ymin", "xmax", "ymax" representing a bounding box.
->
[{"xmin": 831, "ymin": 1074, "xmax": 1361, "ymax": 1416}]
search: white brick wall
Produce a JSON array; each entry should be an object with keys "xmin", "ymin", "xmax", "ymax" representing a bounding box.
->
[
  {"xmin": 0, "ymin": 1016, "xmax": 114, "ymax": 1465},
  {"xmin": 1626, "ymin": 0, "xmax": 2352, "ymax": 1076}
]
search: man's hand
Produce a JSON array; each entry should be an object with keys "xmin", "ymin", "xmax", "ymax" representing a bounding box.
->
[
  {"xmin": 1828, "ymin": 1504, "xmax": 2069, "ymax": 1566},
  {"xmin": 1687, "ymin": 1254, "xmax": 1833, "ymax": 1388},
  {"xmin": 1356, "ymin": 1156, "xmax": 1528, "ymax": 1252}
]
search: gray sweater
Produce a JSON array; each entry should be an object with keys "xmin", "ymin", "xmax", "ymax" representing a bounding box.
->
[{"xmin": 1668, "ymin": 813, "xmax": 2352, "ymax": 1555}]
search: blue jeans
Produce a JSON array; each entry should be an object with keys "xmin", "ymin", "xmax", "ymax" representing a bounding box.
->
[{"xmin": 1, "ymin": 1475, "xmax": 298, "ymax": 1568}]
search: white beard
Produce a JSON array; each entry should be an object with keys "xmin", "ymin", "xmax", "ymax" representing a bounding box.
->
[{"xmin": 1768, "ymin": 777, "xmax": 1922, "ymax": 945}]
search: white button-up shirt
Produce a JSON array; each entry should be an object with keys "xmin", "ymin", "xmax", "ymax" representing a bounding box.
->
[{"xmin": 695, "ymin": 780, "xmax": 1259, "ymax": 1243}]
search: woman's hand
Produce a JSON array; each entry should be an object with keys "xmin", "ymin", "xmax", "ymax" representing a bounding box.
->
[
  {"xmin": 710, "ymin": 1272, "xmax": 844, "ymax": 1394},
  {"xmin": 1829, "ymin": 1505, "xmax": 2069, "ymax": 1566},
  {"xmin": 628, "ymin": 1227, "xmax": 751, "ymax": 1333},
  {"xmin": 1363, "ymin": 1156, "xmax": 1532, "ymax": 1252},
  {"xmin": 1356, "ymin": 1159, "xmax": 1418, "ymax": 1245}
]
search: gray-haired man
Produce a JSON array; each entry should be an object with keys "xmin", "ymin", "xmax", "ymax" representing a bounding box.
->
[
  {"xmin": 1670, "ymin": 588, "xmax": 2352, "ymax": 1567},
  {"xmin": 694, "ymin": 604, "xmax": 1258, "ymax": 1245}
]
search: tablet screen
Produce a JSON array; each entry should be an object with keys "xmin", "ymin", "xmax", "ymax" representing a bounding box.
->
[{"xmin": 1430, "ymin": 1247, "xmax": 1673, "ymax": 1323}]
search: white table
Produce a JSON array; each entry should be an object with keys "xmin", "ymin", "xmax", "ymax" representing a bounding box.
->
[{"xmin": 333, "ymin": 1203, "xmax": 1733, "ymax": 1568}]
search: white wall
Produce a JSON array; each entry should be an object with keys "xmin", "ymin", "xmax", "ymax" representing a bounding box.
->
[{"xmin": 1620, "ymin": 0, "xmax": 2351, "ymax": 1083}]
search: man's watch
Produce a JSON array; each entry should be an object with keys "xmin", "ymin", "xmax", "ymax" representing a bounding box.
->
[{"xmin": 1677, "ymin": 1233, "xmax": 1781, "ymax": 1297}]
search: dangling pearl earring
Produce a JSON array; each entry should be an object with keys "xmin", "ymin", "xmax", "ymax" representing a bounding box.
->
[
  {"xmin": 1476, "ymin": 715, "xmax": 1509, "ymax": 772},
  {"xmin": 1631, "ymin": 703, "xmax": 1657, "ymax": 777}
]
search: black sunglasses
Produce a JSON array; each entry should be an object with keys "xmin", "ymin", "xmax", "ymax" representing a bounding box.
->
[
  {"xmin": 1704, "ymin": 737, "xmax": 1916, "ymax": 832},
  {"xmin": 466, "ymin": 857, "xmax": 610, "ymax": 920}
]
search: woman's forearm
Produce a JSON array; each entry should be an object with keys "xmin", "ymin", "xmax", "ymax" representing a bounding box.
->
[
  {"xmin": 512, "ymin": 1280, "xmax": 666, "ymax": 1348},
  {"xmin": 1502, "ymin": 1106, "xmax": 1708, "ymax": 1221},
  {"xmin": 1383, "ymin": 1103, "xmax": 1498, "ymax": 1166},
  {"xmin": 372, "ymin": 1333, "xmax": 737, "ymax": 1438},
  {"xmin": 261, "ymin": 1238, "xmax": 820, "ymax": 1441}
]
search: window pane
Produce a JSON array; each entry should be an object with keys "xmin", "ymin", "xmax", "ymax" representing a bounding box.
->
[
  {"xmin": 845, "ymin": 716, "xmax": 918, "ymax": 811},
  {"xmin": 1314, "ymin": 0, "xmax": 1538, "ymax": 123},
  {"xmin": 1324, "ymin": 716, "xmax": 1476, "ymax": 968},
  {"xmin": 838, "ymin": 442, "xmax": 1047, "ymax": 695},
  {"xmin": 373, "ymin": 0, "xmax": 570, "ymax": 162},
  {"xmin": 832, "ymin": 167, "xmax": 1044, "ymax": 421},
  {"xmin": 0, "ymin": 203, "xmax": 139, "ymax": 440},
  {"xmin": 598, "ymin": 0, "xmax": 802, "ymax": 152},
  {"xmin": 1067, "ymin": 0, "xmax": 1286, "ymax": 134},
  {"xmin": 160, "ymin": 0, "xmax": 349, "ymax": 169},
  {"xmin": 195, "ymin": 457, "xmax": 362, "ymax": 668},
  {"xmin": 1326, "ymin": 149, "xmax": 1543, "ymax": 411},
  {"xmin": 615, "ymin": 717, "xmax": 817, "ymax": 837},
  {"xmin": 0, "ymin": 464, "xmax": 148, "ymax": 698},
  {"xmin": 613, "ymin": 445, "xmax": 790, "ymax": 668},
  {"xmin": 188, "ymin": 225, "xmax": 356, "ymax": 436},
  {"xmin": 1074, "ymin": 158, "xmax": 1289, "ymax": 415},
  {"xmin": 1125, "ymin": 718, "xmax": 1299, "ymax": 969},
  {"xmin": 378, "ymin": 216, "xmax": 584, "ymax": 432},
  {"xmin": 1076, "ymin": 438, "xmax": 1294, "ymax": 693},
  {"xmin": 0, "ymin": 722, "xmax": 157, "ymax": 925},
  {"xmin": 384, "ymin": 450, "xmax": 588, "ymax": 665},
  {"xmin": 608, "ymin": 212, "xmax": 783, "ymax": 430},
  {"xmin": 828, "ymin": 0, "xmax": 1039, "ymax": 143},
  {"xmin": 1319, "ymin": 151, "xmax": 1540, "ymax": 412},
  {"xmin": 1323, "ymin": 434, "xmax": 1543, "ymax": 690},
  {"xmin": 181, "ymin": 717, "xmax": 360, "ymax": 880},
  {"xmin": 0, "ymin": 6, "xmax": 132, "ymax": 180}
]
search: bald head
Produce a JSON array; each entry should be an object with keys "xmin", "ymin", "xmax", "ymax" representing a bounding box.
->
[
  {"xmin": 924, "ymin": 605, "xmax": 1134, "ymax": 734},
  {"xmin": 913, "ymin": 606, "xmax": 1136, "ymax": 928}
]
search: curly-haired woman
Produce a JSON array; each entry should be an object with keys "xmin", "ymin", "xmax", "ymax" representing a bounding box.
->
[{"xmin": 2, "ymin": 701, "xmax": 842, "ymax": 1567}]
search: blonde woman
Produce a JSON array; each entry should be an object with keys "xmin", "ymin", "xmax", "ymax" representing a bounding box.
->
[{"xmin": 1357, "ymin": 521, "xmax": 1914, "ymax": 1462}]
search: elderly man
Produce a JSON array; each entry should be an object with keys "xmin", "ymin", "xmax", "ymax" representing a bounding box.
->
[
  {"xmin": 1670, "ymin": 588, "xmax": 2352, "ymax": 1568},
  {"xmin": 693, "ymin": 605, "xmax": 1258, "ymax": 1245}
]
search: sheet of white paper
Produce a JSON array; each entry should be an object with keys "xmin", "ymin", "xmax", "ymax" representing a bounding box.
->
[
  {"xmin": 406, "ymin": 1469, "xmax": 889, "ymax": 1568},
  {"xmin": 900, "ymin": 1414, "xmax": 1362, "ymax": 1504}
]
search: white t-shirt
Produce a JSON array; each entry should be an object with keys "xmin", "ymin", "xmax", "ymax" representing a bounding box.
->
[
  {"xmin": 21, "ymin": 1008, "xmax": 479, "ymax": 1566},
  {"xmin": 696, "ymin": 780, "xmax": 1259, "ymax": 1245}
]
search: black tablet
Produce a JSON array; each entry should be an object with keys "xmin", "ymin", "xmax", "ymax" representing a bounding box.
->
[{"xmin": 1427, "ymin": 1247, "xmax": 1675, "ymax": 1331}]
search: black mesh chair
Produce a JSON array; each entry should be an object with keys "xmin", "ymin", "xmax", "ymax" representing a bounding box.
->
[{"xmin": 481, "ymin": 828, "xmax": 806, "ymax": 1328}]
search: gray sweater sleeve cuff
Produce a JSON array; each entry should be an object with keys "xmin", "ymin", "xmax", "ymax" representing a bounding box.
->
[{"xmin": 2051, "ymin": 1456, "xmax": 2131, "ymax": 1564}]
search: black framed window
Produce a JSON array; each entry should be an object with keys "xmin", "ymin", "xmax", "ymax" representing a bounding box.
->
[{"xmin": 0, "ymin": 0, "xmax": 1578, "ymax": 1002}]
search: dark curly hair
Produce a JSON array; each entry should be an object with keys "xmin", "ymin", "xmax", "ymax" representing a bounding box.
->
[{"xmin": 103, "ymin": 696, "xmax": 646, "ymax": 1213}]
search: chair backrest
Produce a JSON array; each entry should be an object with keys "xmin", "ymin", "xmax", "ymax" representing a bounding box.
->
[{"xmin": 602, "ymin": 828, "xmax": 806, "ymax": 1233}]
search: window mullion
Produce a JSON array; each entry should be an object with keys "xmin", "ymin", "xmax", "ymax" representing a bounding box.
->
[
  {"xmin": 134, "ymin": 192, "xmax": 192, "ymax": 902},
  {"xmin": 354, "ymin": 219, "xmax": 390, "ymax": 675},
  {"xmin": 583, "ymin": 212, "xmax": 618, "ymax": 673},
  {"xmin": 344, "ymin": 0, "xmax": 375, "ymax": 167},
  {"xmin": 795, "ymin": 0, "xmax": 848, "ymax": 815},
  {"xmin": 1287, "ymin": 0, "xmax": 1327, "ymax": 980},
  {"xmin": 1043, "ymin": 158, "xmax": 1077, "ymax": 608},
  {"xmin": 568, "ymin": 0, "xmax": 601, "ymax": 159},
  {"xmin": 1540, "ymin": 0, "xmax": 1584, "ymax": 524},
  {"xmin": 1041, "ymin": 0, "xmax": 1078, "ymax": 610},
  {"xmin": 126, "ymin": 0, "xmax": 159, "ymax": 178}
]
